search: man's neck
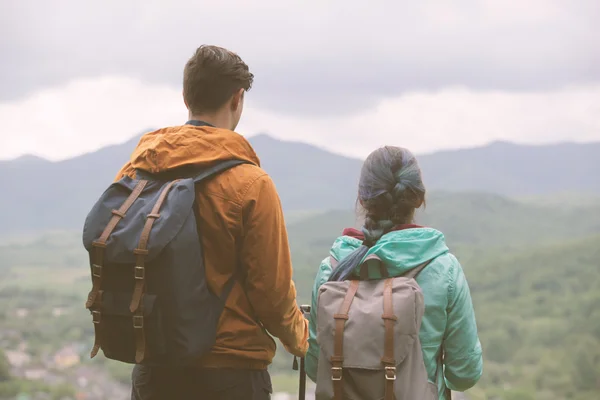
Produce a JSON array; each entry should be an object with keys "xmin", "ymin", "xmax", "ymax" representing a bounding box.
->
[{"xmin": 188, "ymin": 113, "xmax": 231, "ymax": 130}]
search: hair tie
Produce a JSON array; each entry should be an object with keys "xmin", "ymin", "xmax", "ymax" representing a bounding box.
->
[{"xmin": 363, "ymin": 238, "xmax": 377, "ymax": 248}]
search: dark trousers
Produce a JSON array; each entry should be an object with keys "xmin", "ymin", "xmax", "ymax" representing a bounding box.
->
[{"xmin": 131, "ymin": 364, "xmax": 272, "ymax": 400}]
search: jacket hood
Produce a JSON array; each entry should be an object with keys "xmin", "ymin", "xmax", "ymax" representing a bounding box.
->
[
  {"xmin": 116, "ymin": 125, "xmax": 260, "ymax": 178},
  {"xmin": 330, "ymin": 227, "xmax": 450, "ymax": 276}
]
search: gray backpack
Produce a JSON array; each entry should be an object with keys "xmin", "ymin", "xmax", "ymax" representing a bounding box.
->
[{"xmin": 315, "ymin": 254, "xmax": 438, "ymax": 400}]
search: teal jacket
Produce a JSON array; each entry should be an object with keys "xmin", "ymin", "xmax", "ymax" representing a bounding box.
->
[{"xmin": 306, "ymin": 227, "xmax": 483, "ymax": 399}]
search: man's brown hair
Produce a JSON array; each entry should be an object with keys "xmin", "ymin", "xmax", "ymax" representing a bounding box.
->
[{"xmin": 183, "ymin": 45, "xmax": 254, "ymax": 114}]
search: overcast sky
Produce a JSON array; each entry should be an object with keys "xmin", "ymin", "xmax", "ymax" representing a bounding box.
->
[{"xmin": 1, "ymin": 0, "xmax": 599, "ymax": 161}]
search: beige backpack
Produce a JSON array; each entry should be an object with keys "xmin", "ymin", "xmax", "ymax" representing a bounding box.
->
[{"xmin": 315, "ymin": 254, "xmax": 438, "ymax": 400}]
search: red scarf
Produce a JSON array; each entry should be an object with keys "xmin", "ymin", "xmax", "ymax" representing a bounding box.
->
[{"xmin": 342, "ymin": 224, "xmax": 424, "ymax": 240}]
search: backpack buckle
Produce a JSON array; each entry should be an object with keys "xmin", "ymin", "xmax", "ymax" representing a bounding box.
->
[
  {"xmin": 331, "ymin": 367, "xmax": 343, "ymax": 381},
  {"xmin": 134, "ymin": 266, "xmax": 145, "ymax": 280},
  {"xmin": 92, "ymin": 311, "xmax": 101, "ymax": 324},
  {"xmin": 384, "ymin": 366, "xmax": 396, "ymax": 381},
  {"xmin": 133, "ymin": 315, "xmax": 144, "ymax": 329},
  {"xmin": 92, "ymin": 264, "xmax": 102, "ymax": 278}
]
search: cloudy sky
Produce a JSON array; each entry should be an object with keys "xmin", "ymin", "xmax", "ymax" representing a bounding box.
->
[{"xmin": 1, "ymin": 0, "xmax": 599, "ymax": 161}]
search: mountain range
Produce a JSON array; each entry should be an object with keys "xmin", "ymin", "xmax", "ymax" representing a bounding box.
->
[{"xmin": 1, "ymin": 132, "xmax": 599, "ymax": 234}]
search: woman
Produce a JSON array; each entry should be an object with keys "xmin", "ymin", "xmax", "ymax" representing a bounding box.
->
[{"xmin": 305, "ymin": 146, "xmax": 483, "ymax": 399}]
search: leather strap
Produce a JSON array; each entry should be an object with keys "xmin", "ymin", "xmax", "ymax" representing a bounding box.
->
[
  {"xmin": 86, "ymin": 180, "xmax": 146, "ymax": 360},
  {"xmin": 332, "ymin": 279, "xmax": 359, "ymax": 400},
  {"xmin": 90, "ymin": 290, "xmax": 103, "ymax": 358},
  {"xmin": 130, "ymin": 179, "xmax": 178, "ymax": 313},
  {"xmin": 86, "ymin": 179, "xmax": 147, "ymax": 309},
  {"xmin": 133, "ymin": 296, "xmax": 146, "ymax": 363},
  {"xmin": 130, "ymin": 179, "xmax": 179, "ymax": 363},
  {"xmin": 382, "ymin": 278, "xmax": 397, "ymax": 400}
]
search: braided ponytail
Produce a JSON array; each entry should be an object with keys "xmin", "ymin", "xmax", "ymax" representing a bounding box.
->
[
  {"xmin": 362, "ymin": 192, "xmax": 395, "ymax": 246},
  {"xmin": 328, "ymin": 146, "xmax": 425, "ymax": 282}
]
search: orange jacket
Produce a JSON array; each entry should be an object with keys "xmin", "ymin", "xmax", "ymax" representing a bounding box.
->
[{"xmin": 115, "ymin": 124, "xmax": 308, "ymax": 369}]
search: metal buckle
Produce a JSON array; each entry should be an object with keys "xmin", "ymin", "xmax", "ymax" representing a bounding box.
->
[
  {"xmin": 92, "ymin": 264, "xmax": 102, "ymax": 278},
  {"xmin": 331, "ymin": 367, "xmax": 343, "ymax": 381},
  {"xmin": 385, "ymin": 366, "xmax": 396, "ymax": 381},
  {"xmin": 92, "ymin": 311, "xmax": 101, "ymax": 324},
  {"xmin": 134, "ymin": 266, "xmax": 145, "ymax": 280},
  {"xmin": 133, "ymin": 315, "xmax": 144, "ymax": 329}
]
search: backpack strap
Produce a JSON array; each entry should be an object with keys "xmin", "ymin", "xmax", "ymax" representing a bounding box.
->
[
  {"xmin": 129, "ymin": 179, "xmax": 180, "ymax": 363},
  {"xmin": 331, "ymin": 255, "xmax": 434, "ymax": 281},
  {"xmin": 402, "ymin": 259, "xmax": 434, "ymax": 280},
  {"xmin": 331, "ymin": 279, "xmax": 360, "ymax": 400},
  {"xmin": 191, "ymin": 159, "xmax": 247, "ymax": 183},
  {"xmin": 378, "ymin": 259, "xmax": 434, "ymax": 397},
  {"xmin": 191, "ymin": 159, "xmax": 248, "ymax": 299},
  {"xmin": 86, "ymin": 179, "xmax": 148, "ymax": 358},
  {"xmin": 135, "ymin": 159, "xmax": 247, "ymax": 183},
  {"xmin": 329, "ymin": 256, "xmax": 339, "ymax": 269},
  {"xmin": 329, "ymin": 254, "xmax": 391, "ymax": 280},
  {"xmin": 359, "ymin": 254, "xmax": 389, "ymax": 280},
  {"xmin": 381, "ymin": 278, "xmax": 397, "ymax": 400},
  {"xmin": 128, "ymin": 159, "xmax": 247, "ymax": 363}
]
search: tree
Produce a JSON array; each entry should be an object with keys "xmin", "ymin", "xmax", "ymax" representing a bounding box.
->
[
  {"xmin": 0, "ymin": 349, "xmax": 11, "ymax": 382},
  {"xmin": 571, "ymin": 337, "xmax": 600, "ymax": 391}
]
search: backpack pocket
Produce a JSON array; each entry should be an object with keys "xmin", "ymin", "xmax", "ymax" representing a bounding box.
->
[
  {"xmin": 335, "ymin": 367, "xmax": 386, "ymax": 400},
  {"xmin": 91, "ymin": 291, "xmax": 165, "ymax": 363}
]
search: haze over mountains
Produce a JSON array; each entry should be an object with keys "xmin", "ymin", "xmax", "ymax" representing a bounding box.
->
[{"xmin": 1, "ymin": 132, "xmax": 599, "ymax": 235}]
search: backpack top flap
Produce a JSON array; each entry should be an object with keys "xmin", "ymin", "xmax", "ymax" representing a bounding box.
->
[{"xmin": 82, "ymin": 175, "xmax": 196, "ymax": 264}]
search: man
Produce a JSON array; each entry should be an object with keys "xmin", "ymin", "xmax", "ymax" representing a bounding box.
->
[{"xmin": 116, "ymin": 45, "xmax": 308, "ymax": 399}]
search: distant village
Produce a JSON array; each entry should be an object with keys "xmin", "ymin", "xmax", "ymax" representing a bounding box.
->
[
  {"xmin": 1, "ymin": 306, "xmax": 130, "ymax": 400},
  {"xmin": 1, "ymin": 307, "xmax": 315, "ymax": 400}
]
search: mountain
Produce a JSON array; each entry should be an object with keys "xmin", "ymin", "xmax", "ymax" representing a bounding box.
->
[
  {"xmin": 249, "ymin": 134, "xmax": 363, "ymax": 211},
  {"xmin": 1, "ymin": 132, "xmax": 599, "ymax": 234},
  {"xmin": 0, "ymin": 135, "xmax": 143, "ymax": 235},
  {"xmin": 418, "ymin": 140, "xmax": 600, "ymax": 195}
]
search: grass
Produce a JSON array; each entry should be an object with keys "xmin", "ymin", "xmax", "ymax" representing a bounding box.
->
[{"xmin": 0, "ymin": 266, "xmax": 88, "ymax": 293}]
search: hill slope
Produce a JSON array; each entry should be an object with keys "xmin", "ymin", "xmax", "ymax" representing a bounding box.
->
[
  {"xmin": 287, "ymin": 192, "xmax": 600, "ymax": 254},
  {"xmin": 283, "ymin": 192, "xmax": 600, "ymax": 306},
  {"xmin": 1, "ymin": 224, "xmax": 598, "ymax": 400},
  {"xmin": 1, "ymin": 132, "xmax": 599, "ymax": 234},
  {"xmin": 463, "ymin": 235, "xmax": 600, "ymax": 400}
]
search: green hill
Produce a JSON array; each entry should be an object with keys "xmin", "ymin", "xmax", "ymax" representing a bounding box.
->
[
  {"xmin": 286, "ymin": 192, "xmax": 600, "ymax": 273},
  {"xmin": 463, "ymin": 235, "xmax": 600, "ymax": 400}
]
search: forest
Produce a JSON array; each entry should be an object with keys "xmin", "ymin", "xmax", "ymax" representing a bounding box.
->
[{"xmin": 0, "ymin": 192, "xmax": 599, "ymax": 399}]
